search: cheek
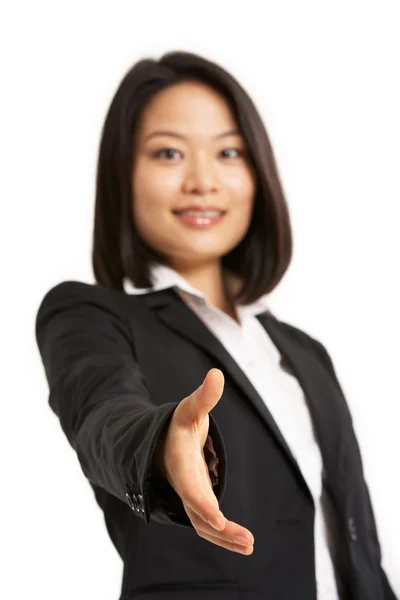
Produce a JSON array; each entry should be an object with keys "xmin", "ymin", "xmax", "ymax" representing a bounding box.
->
[
  {"xmin": 223, "ymin": 168, "xmax": 256, "ymax": 206},
  {"xmin": 133, "ymin": 197, "xmax": 173, "ymax": 248},
  {"xmin": 229, "ymin": 186, "xmax": 256, "ymax": 224},
  {"xmin": 132, "ymin": 166, "xmax": 177, "ymax": 222},
  {"xmin": 134, "ymin": 160, "xmax": 180, "ymax": 199}
]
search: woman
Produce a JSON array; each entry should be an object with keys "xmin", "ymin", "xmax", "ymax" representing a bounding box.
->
[{"xmin": 35, "ymin": 51, "xmax": 397, "ymax": 600}]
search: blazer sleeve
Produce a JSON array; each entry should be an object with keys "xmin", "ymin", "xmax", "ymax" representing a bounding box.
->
[
  {"xmin": 312, "ymin": 338, "xmax": 398, "ymax": 600},
  {"xmin": 34, "ymin": 280, "xmax": 227, "ymax": 529}
]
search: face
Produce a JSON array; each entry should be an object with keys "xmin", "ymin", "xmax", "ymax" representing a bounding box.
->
[{"xmin": 131, "ymin": 81, "xmax": 257, "ymax": 270}]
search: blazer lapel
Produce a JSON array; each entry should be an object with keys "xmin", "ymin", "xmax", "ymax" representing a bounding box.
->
[{"xmin": 257, "ymin": 312, "xmax": 349, "ymax": 498}]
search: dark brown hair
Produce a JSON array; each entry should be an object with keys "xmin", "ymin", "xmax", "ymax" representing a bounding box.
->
[{"xmin": 92, "ymin": 50, "xmax": 293, "ymax": 305}]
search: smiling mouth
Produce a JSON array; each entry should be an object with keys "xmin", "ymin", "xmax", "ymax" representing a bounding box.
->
[
  {"xmin": 172, "ymin": 209, "xmax": 226, "ymax": 216},
  {"xmin": 172, "ymin": 209, "xmax": 227, "ymax": 228}
]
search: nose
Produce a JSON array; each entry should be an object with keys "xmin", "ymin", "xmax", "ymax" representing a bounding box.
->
[{"xmin": 182, "ymin": 155, "xmax": 219, "ymax": 195}]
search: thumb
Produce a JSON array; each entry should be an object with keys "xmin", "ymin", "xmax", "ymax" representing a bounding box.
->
[{"xmin": 191, "ymin": 368, "xmax": 225, "ymax": 422}]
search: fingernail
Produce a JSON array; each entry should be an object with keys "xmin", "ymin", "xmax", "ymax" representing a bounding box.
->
[{"xmin": 235, "ymin": 545, "xmax": 252, "ymax": 555}]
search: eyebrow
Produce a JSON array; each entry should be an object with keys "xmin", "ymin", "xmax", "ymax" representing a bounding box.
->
[{"xmin": 144, "ymin": 129, "xmax": 242, "ymax": 142}]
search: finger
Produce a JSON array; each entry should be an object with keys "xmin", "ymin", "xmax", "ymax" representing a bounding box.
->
[
  {"xmin": 190, "ymin": 368, "xmax": 225, "ymax": 422},
  {"xmin": 196, "ymin": 528, "xmax": 254, "ymax": 555},
  {"xmin": 181, "ymin": 474, "xmax": 223, "ymax": 528},
  {"xmin": 185, "ymin": 504, "xmax": 254, "ymax": 547},
  {"xmin": 176, "ymin": 456, "xmax": 224, "ymax": 527}
]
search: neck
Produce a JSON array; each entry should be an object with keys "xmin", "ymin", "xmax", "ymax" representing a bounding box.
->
[{"xmin": 168, "ymin": 260, "xmax": 239, "ymax": 322}]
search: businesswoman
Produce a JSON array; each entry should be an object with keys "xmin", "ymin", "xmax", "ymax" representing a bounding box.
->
[{"xmin": 35, "ymin": 51, "xmax": 397, "ymax": 600}]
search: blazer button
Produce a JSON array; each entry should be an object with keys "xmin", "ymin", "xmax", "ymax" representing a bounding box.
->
[
  {"xmin": 347, "ymin": 517, "xmax": 358, "ymax": 542},
  {"xmin": 125, "ymin": 492, "xmax": 140, "ymax": 512},
  {"xmin": 137, "ymin": 493, "xmax": 145, "ymax": 514},
  {"xmin": 125, "ymin": 492, "xmax": 135, "ymax": 510},
  {"xmin": 132, "ymin": 494, "xmax": 140, "ymax": 512}
]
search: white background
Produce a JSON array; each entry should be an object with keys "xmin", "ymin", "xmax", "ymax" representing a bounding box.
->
[{"xmin": 1, "ymin": 1, "xmax": 399, "ymax": 598}]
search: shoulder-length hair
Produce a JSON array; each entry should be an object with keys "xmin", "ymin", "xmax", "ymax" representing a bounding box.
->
[{"xmin": 92, "ymin": 50, "xmax": 293, "ymax": 305}]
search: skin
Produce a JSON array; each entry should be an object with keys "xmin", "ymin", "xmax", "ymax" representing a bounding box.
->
[{"xmin": 131, "ymin": 81, "xmax": 257, "ymax": 323}]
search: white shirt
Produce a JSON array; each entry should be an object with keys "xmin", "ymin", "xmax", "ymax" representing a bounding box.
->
[{"xmin": 123, "ymin": 263, "xmax": 343, "ymax": 599}]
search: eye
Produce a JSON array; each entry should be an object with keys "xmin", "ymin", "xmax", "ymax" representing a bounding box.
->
[
  {"xmin": 151, "ymin": 147, "xmax": 246, "ymax": 161},
  {"xmin": 152, "ymin": 148, "xmax": 181, "ymax": 160},
  {"xmin": 220, "ymin": 147, "xmax": 245, "ymax": 159}
]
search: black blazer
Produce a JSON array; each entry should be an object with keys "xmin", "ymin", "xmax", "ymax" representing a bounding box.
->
[{"xmin": 35, "ymin": 280, "xmax": 397, "ymax": 600}]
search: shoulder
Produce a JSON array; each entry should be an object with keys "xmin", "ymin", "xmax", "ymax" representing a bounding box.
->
[
  {"xmin": 37, "ymin": 279, "xmax": 121, "ymax": 306},
  {"xmin": 36, "ymin": 280, "xmax": 113, "ymax": 318},
  {"xmin": 267, "ymin": 311, "xmax": 333, "ymax": 372},
  {"xmin": 35, "ymin": 280, "xmax": 140, "ymax": 336},
  {"xmin": 35, "ymin": 279, "xmax": 142, "ymax": 314}
]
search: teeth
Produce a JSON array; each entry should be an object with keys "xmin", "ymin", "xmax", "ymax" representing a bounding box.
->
[{"xmin": 177, "ymin": 210, "xmax": 223, "ymax": 217}]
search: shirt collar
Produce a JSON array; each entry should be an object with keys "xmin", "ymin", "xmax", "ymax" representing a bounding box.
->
[
  {"xmin": 123, "ymin": 263, "xmax": 270, "ymax": 318},
  {"xmin": 123, "ymin": 263, "xmax": 202, "ymax": 297}
]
